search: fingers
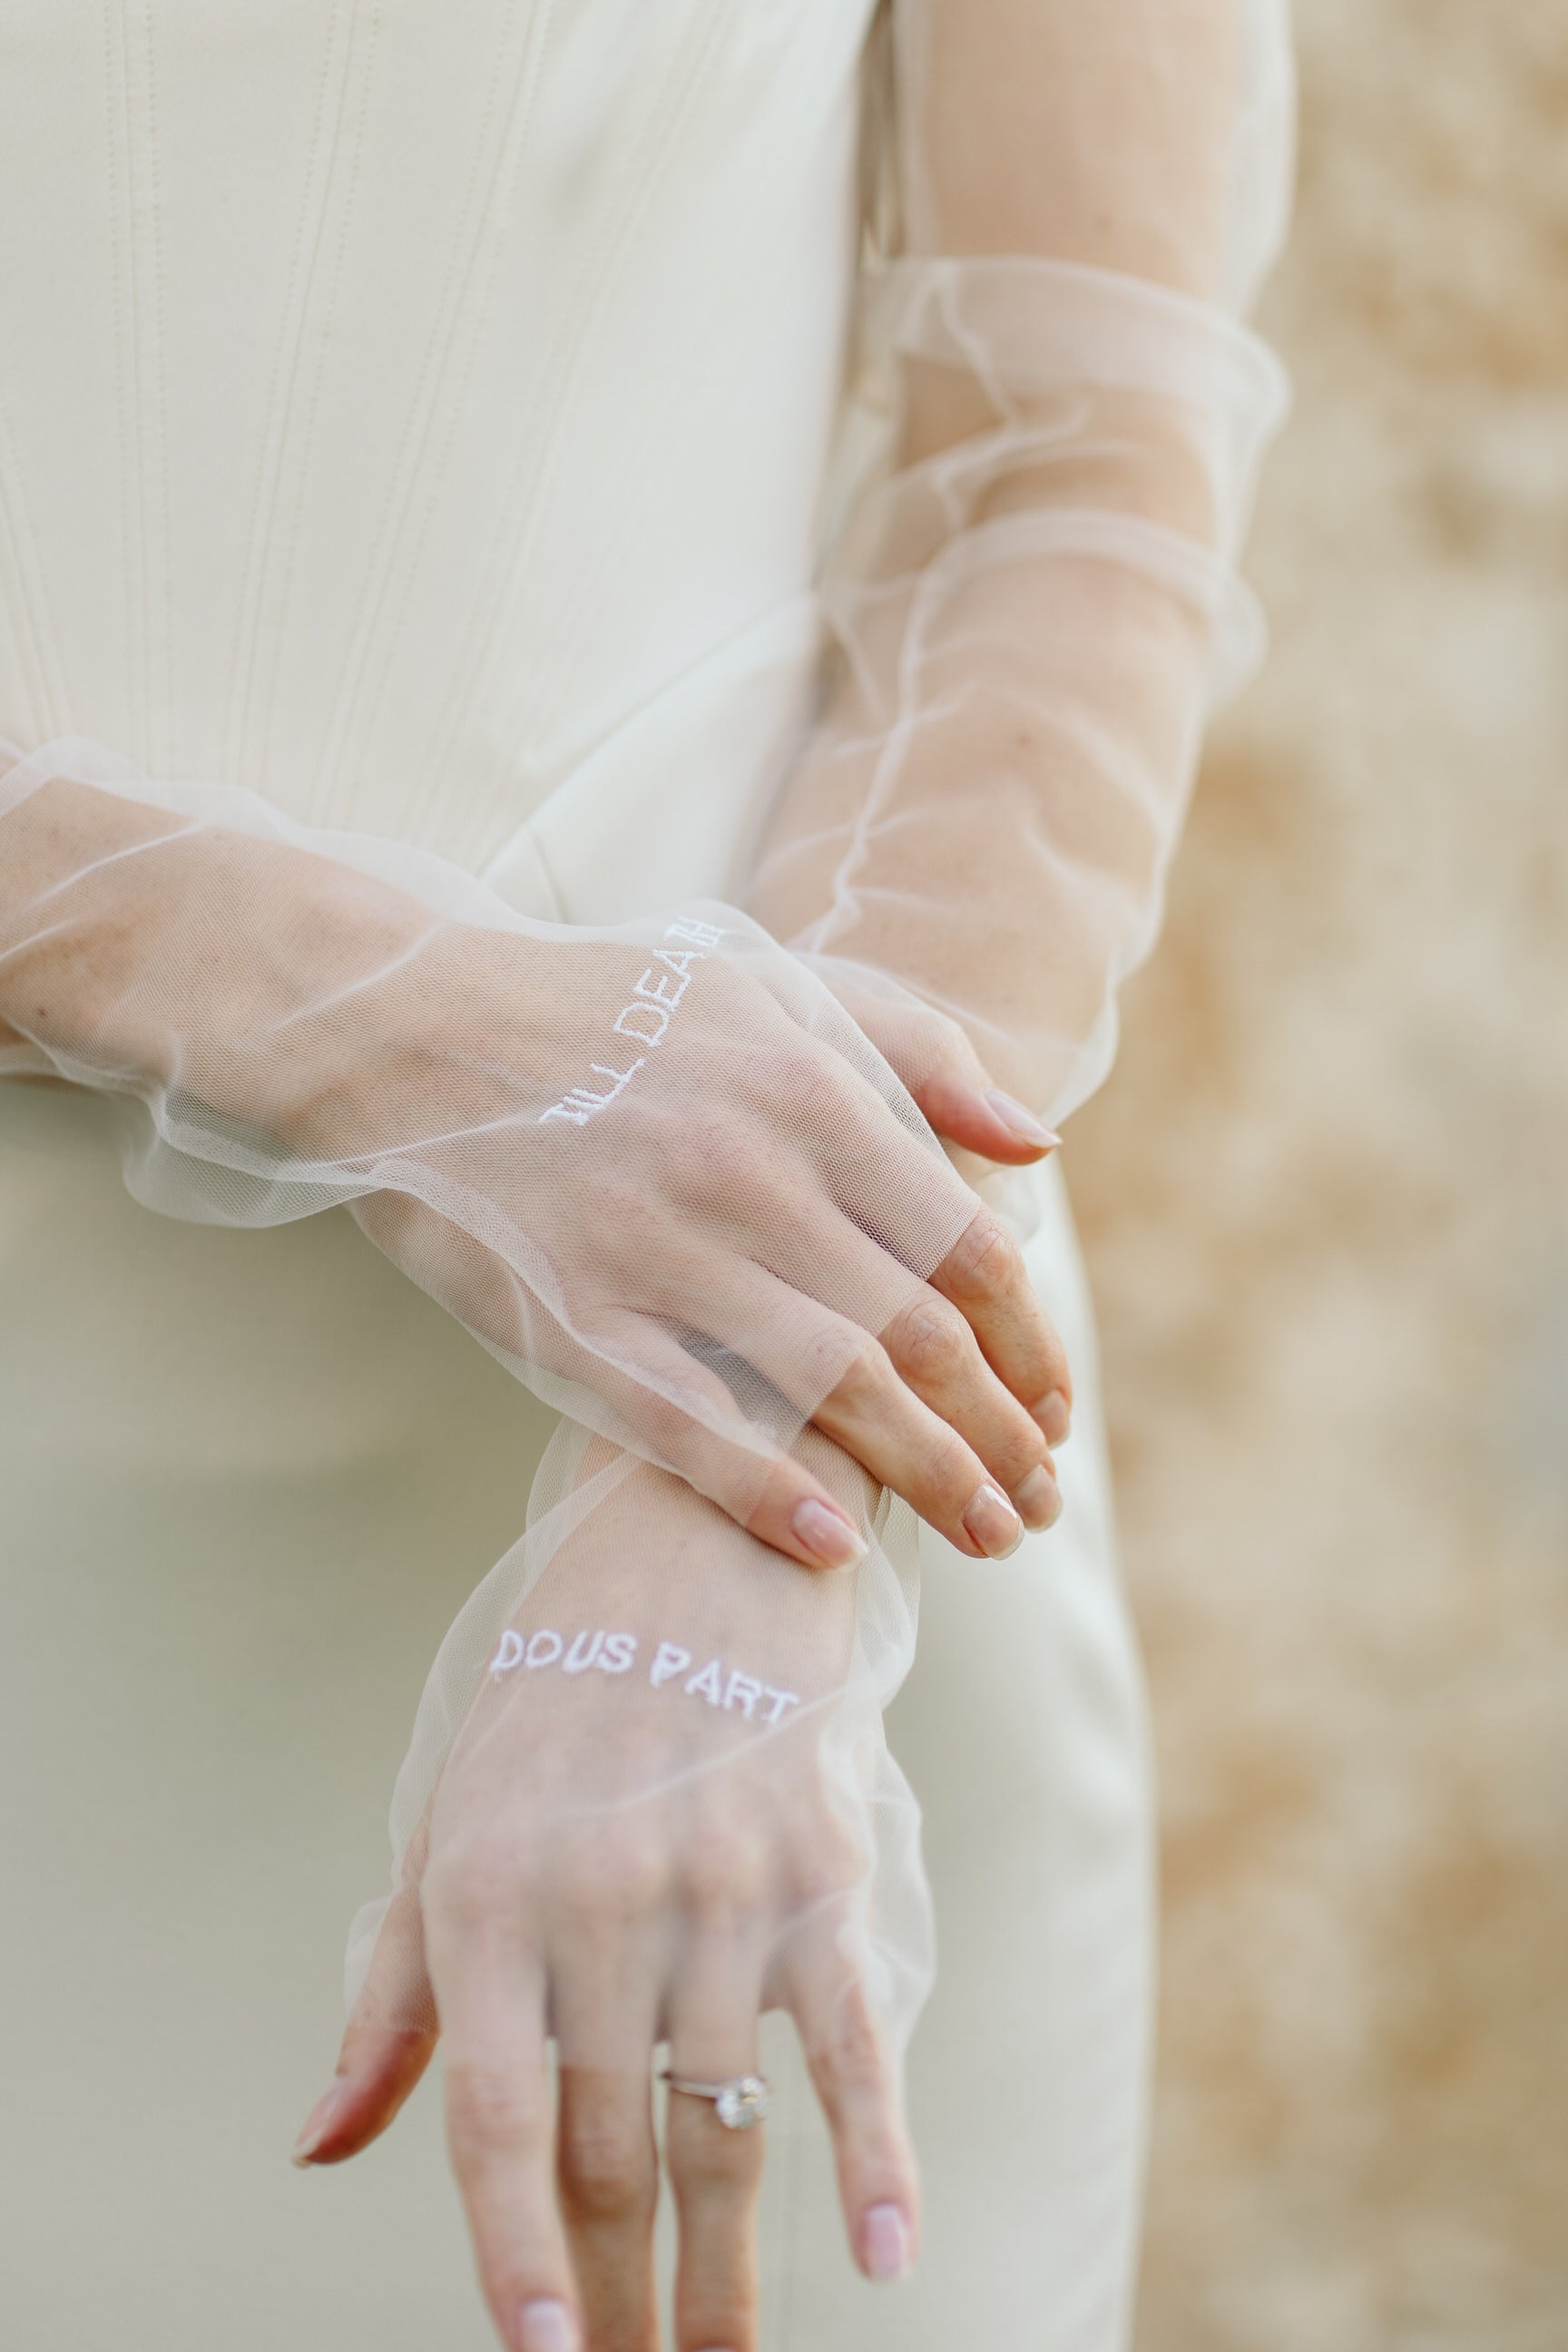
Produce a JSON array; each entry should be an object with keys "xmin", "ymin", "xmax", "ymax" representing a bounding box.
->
[
  {"xmin": 555, "ymin": 2068, "xmax": 661, "ymax": 2352},
  {"xmin": 293, "ymin": 1880, "xmax": 436, "ymax": 2166},
  {"xmin": 785, "ymin": 1929, "xmax": 920, "ymax": 2288},
  {"xmin": 879, "ymin": 1280, "xmax": 1063, "ymax": 1531},
  {"xmin": 548, "ymin": 1872, "xmax": 665, "ymax": 2352},
  {"xmin": 793, "ymin": 982, "xmax": 1072, "ymax": 1426},
  {"xmin": 351, "ymin": 1196, "xmax": 867, "ymax": 1574},
  {"xmin": 524, "ymin": 1290, "xmax": 872, "ymax": 1577},
  {"xmin": 928, "ymin": 1206, "xmax": 1073, "ymax": 1446},
  {"xmin": 612, "ymin": 1250, "xmax": 1066, "ymax": 1565},
  {"xmin": 810, "ymin": 1318, "xmax": 1054, "ymax": 1557},
  {"xmin": 426, "ymin": 1889, "xmax": 580, "ymax": 2352},
  {"xmin": 594, "ymin": 1327, "xmax": 869, "ymax": 1575},
  {"xmin": 292, "ymin": 2024, "xmax": 435, "ymax": 2168},
  {"xmin": 615, "ymin": 1237, "xmax": 1070, "ymax": 1555},
  {"xmin": 740, "ymin": 1451, "xmax": 869, "ymax": 1572},
  {"xmin": 896, "ymin": 1018, "xmax": 1061, "ymax": 1167},
  {"xmin": 669, "ymin": 1085, "xmax": 1070, "ymax": 1489},
  {"xmin": 663, "ymin": 1934, "xmax": 769, "ymax": 2352},
  {"xmin": 809, "ymin": 969, "xmax": 1059, "ymax": 1165},
  {"xmin": 796, "ymin": 1009, "xmax": 1073, "ymax": 1433},
  {"xmin": 917, "ymin": 1068, "xmax": 1062, "ymax": 1162},
  {"xmin": 688, "ymin": 1257, "xmax": 1059, "ymax": 1557}
]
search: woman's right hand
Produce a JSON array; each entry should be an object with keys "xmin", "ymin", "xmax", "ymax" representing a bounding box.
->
[
  {"xmin": 295, "ymin": 1438, "xmax": 925, "ymax": 2352},
  {"xmin": 0, "ymin": 765, "xmax": 1070, "ymax": 1567}
]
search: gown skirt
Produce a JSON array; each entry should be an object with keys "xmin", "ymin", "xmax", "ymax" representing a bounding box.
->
[{"xmin": 0, "ymin": 1081, "xmax": 1152, "ymax": 2351}]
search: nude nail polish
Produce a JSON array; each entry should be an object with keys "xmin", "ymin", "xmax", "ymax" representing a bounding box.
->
[
  {"xmin": 961, "ymin": 1481, "xmax": 1024, "ymax": 1559},
  {"xmin": 862, "ymin": 2201, "xmax": 913, "ymax": 2282},
  {"xmin": 791, "ymin": 1497, "xmax": 866, "ymax": 1569},
  {"xmin": 985, "ymin": 1088, "xmax": 1062, "ymax": 1151},
  {"xmin": 1012, "ymin": 1465, "xmax": 1063, "ymax": 1532},
  {"xmin": 1033, "ymin": 1387, "xmax": 1072, "ymax": 1447},
  {"xmin": 517, "ymin": 2299, "xmax": 578, "ymax": 2352},
  {"xmin": 290, "ymin": 2080, "xmax": 344, "ymax": 2167}
]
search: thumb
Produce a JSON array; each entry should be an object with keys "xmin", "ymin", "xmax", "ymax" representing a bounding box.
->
[
  {"xmin": 911, "ymin": 1064, "xmax": 1061, "ymax": 1165},
  {"xmin": 293, "ymin": 1880, "xmax": 438, "ymax": 2168},
  {"xmin": 813, "ymin": 965, "xmax": 1061, "ymax": 1165}
]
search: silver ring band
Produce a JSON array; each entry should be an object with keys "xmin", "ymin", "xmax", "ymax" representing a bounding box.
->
[{"xmin": 659, "ymin": 2070, "xmax": 771, "ymax": 2130}]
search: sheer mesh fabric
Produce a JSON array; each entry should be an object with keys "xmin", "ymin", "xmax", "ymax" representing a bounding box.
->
[{"xmin": 0, "ymin": 0, "xmax": 1291, "ymax": 2087}]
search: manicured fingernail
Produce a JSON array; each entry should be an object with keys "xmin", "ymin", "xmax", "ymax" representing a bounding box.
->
[
  {"xmin": 961, "ymin": 1481, "xmax": 1024, "ymax": 1559},
  {"xmin": 985, "ymin": 1089, "xmax": 1061, "ymax": 1151},
  {"xmin": 861, "ymin": 2201, "xmax": 914, "ymax": 2281},
  {"xmin": 791, "ymin": 1497, "xmax": 867, "ymax": 1569},
  {"xmin": 517, "ymin": 2300, "xmax": 578, "ymax": 2352},
  {"xmin": 291, "ymin": 2081, "xmax": 344, "ymax": 2167},
  {"xmin": 1012, "ymin": 1465, "xmax": 1063, "ymax": 1532},
  {"xmin": 1033, "ymin": 1388, "xmax": 1072, "ymax": 1447}
]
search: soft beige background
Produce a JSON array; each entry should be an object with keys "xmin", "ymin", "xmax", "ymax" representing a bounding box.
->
[{"xmin": 1067, "ymin": 2, "xmax": 1568, "ymax": 2346}]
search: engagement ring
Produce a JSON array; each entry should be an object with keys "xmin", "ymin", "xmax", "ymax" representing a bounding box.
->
[{"xmin": 659, "ymin": 2071, "xmax": 771, "ymax": 2131}]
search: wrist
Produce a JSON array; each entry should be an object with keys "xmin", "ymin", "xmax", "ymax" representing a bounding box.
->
[{"xmin": 0, "ymin": 775, "xmax": 436, "ymax": 1148}]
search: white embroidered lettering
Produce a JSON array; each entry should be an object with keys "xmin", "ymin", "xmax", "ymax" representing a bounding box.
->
[
  {"xmin": 723, "ymin": 1671, "xmax": 762, "ymax": 1719},
  {"xmin": 539, "ymin": 1056, "xmax": 645, "ymax": 1127},
  {"xmin": 612, "ymin": 999, "xmax": 671, "ymax": 1047},
  {"xmin": 685, "ymin": 1658, "xmax": 725, "ymax": 1707},
  {"xmin": 490, "ymin": 1629, "xmax": 525, "ymax": 1678},
  {"xmin": 491, "ymin": 1622, "xmax": 783, "ymax": 1730},
  {"xmin": 543, "ymin": 924, "xmax": 727, "ymax": 1130},
  {"xmin": 633, "ymin": 965, "xmax": 687, "ymax": 1009}
]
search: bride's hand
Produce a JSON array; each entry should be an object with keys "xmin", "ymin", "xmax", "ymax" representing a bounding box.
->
[
  {"xmin": 1, "ymin": 776, "xmax": 1070, "ymax": 1564},
  {"xmin": 799, "ymin": 954, "xmax": 1070, "ymax": 1176},
  {"xmin": 292, "ymin": 1446, "xmax": 920, "ymax": 2352},
  {"xmin": 320, "ymin": 914, "xmax": 1072, "ymax": 1560}
]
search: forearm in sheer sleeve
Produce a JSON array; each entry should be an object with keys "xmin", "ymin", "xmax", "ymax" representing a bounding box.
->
[{"xmin": 750, "ymin": 0, "xmax": 1293, "ymax": 1122}]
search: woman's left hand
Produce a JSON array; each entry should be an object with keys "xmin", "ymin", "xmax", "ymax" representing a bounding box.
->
[{"xmin": 292, "ymin": 1439, "xmax": 921, "ymax": 2352}]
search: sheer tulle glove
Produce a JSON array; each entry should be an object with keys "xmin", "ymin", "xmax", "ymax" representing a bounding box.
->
[
  {"xmin": 295, "ymin": 1428, "xmax": 926, "ymax": 2352},
  {"xmin": 0, "ymin": 747, "xmax": 1069, "ymax": 1566},
  {"xmin": 752, "ymin": 0, "xmax": 1293, "ymax": 1133},
  {"xmin": 799, "ymin": 947, "xmax": 1062, "ymax": 1158}
]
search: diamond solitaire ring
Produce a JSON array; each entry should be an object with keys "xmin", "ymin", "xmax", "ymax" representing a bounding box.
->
[{"xmin": 659, "ymin": 2070, "xmax": 771, "ymax": 2131}]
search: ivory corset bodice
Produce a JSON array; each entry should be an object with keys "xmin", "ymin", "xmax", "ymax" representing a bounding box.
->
[{"xmin": 0, "ymin": 0, "xmax": 875, "ymax": 906}]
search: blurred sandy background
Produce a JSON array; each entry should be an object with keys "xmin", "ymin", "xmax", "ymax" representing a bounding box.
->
[{"xmin": 1067, "ymin": 2, "xmax": 1568, "ymax": 2345}]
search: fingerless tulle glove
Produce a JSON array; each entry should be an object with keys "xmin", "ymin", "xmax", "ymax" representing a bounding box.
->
[
  {"xmin": 0, "ymin": 742, "xmax": 984, "ymax": 1534},
  {"xmin": 0, "ymin": 748, "xmax": 946, "ymax": 2089},
  {"xmin": 348, "ymin": 1421, "xmax": 936, "ymax": 2071}
]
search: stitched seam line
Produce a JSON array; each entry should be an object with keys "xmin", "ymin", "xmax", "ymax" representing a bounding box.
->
[
  {"xmin": 220, "ymin": 0, "xmax": 357, "ymax": 789},
  {"xmin": 318, "ymin": 0, "xmax": 559, "ymax": 828},
  {"xmin": 412, "ymin": 0, "xmax": 734, "ymax": 862},
  {"xmin": 254, "ymin": 0, "xmax": 382, "ymax": 810},
  {"xmin": 103, "ymin": 0, "xmax": 140, "ymax": 760}
]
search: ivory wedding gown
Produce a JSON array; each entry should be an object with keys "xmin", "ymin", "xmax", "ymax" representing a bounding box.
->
[{"xmin": 0, "ymin": 4, "xmax": 1156, "ymax": 2344}]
